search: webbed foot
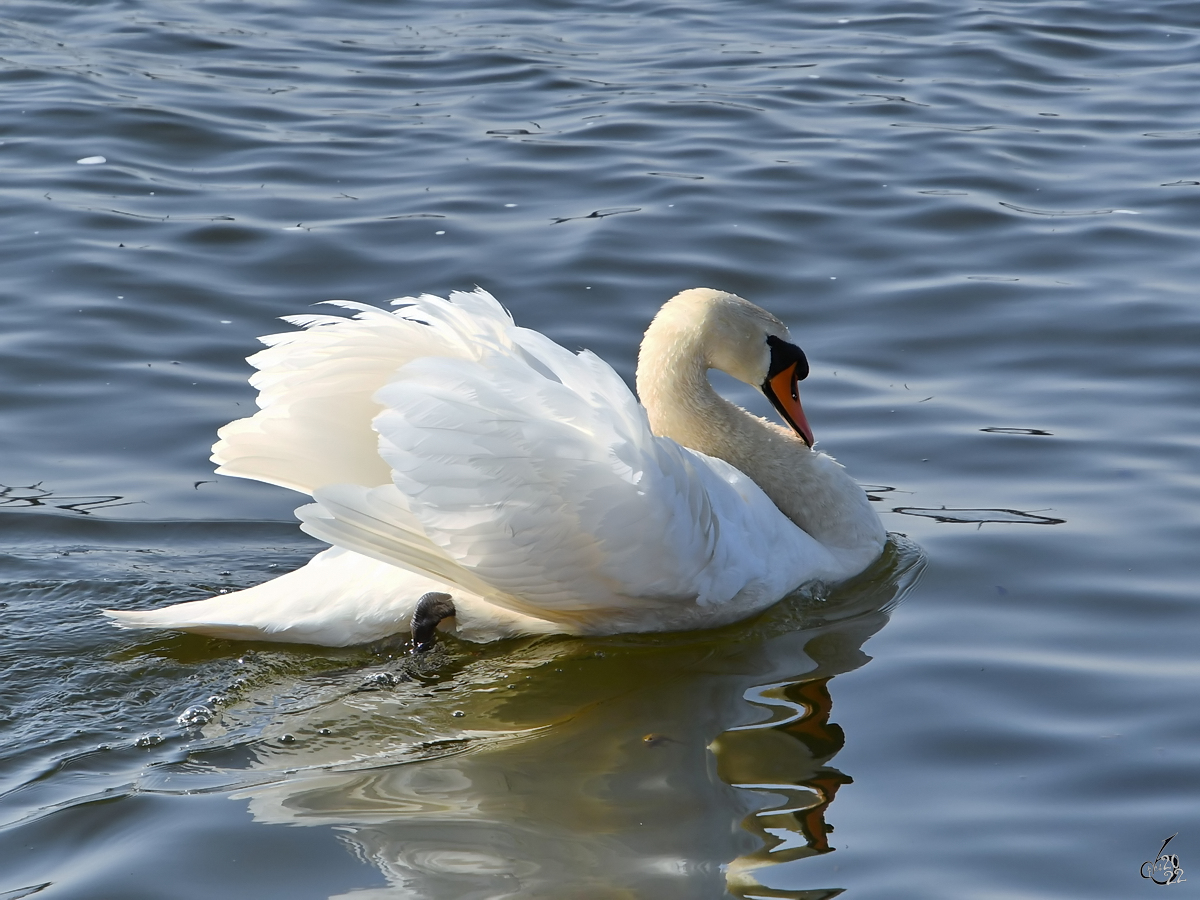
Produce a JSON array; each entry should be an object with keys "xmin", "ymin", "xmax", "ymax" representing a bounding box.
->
[{"xmin": 411, "ymin": 591, "xmax": 456, "ymax": 653}]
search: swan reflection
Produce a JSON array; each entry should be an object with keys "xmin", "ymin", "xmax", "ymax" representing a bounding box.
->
[{"xmin": 167, "ymin": 538, "xmax": 922, "ymax": 899}]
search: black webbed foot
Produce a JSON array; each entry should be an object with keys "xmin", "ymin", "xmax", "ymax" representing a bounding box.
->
[{"xmin": 411, "ymin": 591, "xmax": 455, "ymax": 653}]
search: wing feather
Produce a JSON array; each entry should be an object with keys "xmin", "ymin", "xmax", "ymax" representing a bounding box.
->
[
  {"xmin": 209, "ymin": 288, "xmax": 831, "ymax": 633},
  {"xmin": 295, "ymin": 485, "xmax": 504, "ymax": 602},
  {"xmin": 210, "ymin": 290, "xmax": 516, "ymax": 494},
  {"xmin": 372, "ymin": 349, "xmax": 823, "ymax": 622}
]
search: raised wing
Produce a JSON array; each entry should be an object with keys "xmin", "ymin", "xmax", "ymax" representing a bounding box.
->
[
  {"xmin": 367, "ymin": 317, "xmax": 831, "ymax": 628},
  {"xmin": 211, "ymin": 289, "xmax": 833, "ymax": 632},
  {"xmin": 211, "ymin": 290, "xmax": 519, "ymax": 495}
]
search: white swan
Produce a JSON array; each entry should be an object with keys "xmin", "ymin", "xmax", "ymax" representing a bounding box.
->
[{"xmin": 106, "ymin": 288, "xmax": 885, "ymax": 647}]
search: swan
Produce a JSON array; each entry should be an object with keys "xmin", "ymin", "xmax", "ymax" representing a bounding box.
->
[{"xmin": 106, "ymin": 288, "xmax": 885, "ymax": 647}]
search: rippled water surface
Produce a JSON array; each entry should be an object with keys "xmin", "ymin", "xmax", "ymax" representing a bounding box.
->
[{"xmin": 3, "ymin": 1, "xmax": 1199, "ymax": 897}]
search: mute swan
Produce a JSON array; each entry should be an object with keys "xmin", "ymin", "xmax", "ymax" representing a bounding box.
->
[{"xmin": 106, "ymin": 288, "xmax": 885, "ymax": 647}]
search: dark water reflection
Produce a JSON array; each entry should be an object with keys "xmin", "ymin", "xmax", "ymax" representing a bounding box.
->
[
  {"xmin": 0, "ymin": 483, "xmax": 137, "ymax": 516},
  {"xmin": 0, "ymin": 519, "xmax": 920, "ymax": 899},
  {"xmin": 169, "ymin": 543, "xmax": 922, "ymax": 899}
]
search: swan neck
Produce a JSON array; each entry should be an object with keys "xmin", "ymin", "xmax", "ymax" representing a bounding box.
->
[
  {"xmin": 636, "ymin": 322, "xmax": 733, "ymax": 445},
  {"xmin": 636, "ymin": 311, "xmax": 884, "ymax": 561}
]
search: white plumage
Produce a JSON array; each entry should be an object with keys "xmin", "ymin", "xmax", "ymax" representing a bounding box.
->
[{"xmin": 107, "ymin": 287, "xmax": 885, "ymax": 646}]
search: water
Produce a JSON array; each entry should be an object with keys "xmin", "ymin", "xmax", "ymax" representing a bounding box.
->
[{"xmin": 2, "ymin": 1, "xmax": 1199, "ymax": 896}]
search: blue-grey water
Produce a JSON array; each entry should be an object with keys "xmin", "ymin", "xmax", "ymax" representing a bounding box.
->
[{"xmin": 3, "ymin": 1, "xmax": 1199, "ymax": 897}]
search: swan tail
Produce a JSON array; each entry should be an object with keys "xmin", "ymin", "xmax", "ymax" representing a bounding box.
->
[
  {"xmin": 104, "ymin": 546, "xmax": 562, "ymax": 647},
  {"xmin": 103, "ymin": 547, "xmax": 424, "ymax": 646}
]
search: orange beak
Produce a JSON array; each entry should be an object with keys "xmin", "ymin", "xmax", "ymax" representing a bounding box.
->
[{"xmin": 766, "ymin": 364, "xmax": 815, "ymax": 447}]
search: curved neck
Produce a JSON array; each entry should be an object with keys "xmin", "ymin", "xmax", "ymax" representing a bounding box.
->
[
  {"xmin": 636, "ymin": 325, "xmax": 751, "ymax": 466},
  {"xmin": 636, "ymin": 318, "xmax": 883, "ymax": 559}
]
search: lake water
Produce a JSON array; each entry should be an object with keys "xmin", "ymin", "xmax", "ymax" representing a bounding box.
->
[{"xmin": 2, "ymin": 1, "xmax": 1199, "ymax": 897}]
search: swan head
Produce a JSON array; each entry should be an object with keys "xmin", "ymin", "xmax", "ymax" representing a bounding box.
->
[{"xmin": 641, "ymin": 288, "xmax": 815, "ymax": 446}]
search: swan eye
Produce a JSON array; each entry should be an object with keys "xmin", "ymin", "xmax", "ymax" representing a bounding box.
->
[{"xmin": 765, "ymin": 335, "xmax": 809, "ymax": 381}]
